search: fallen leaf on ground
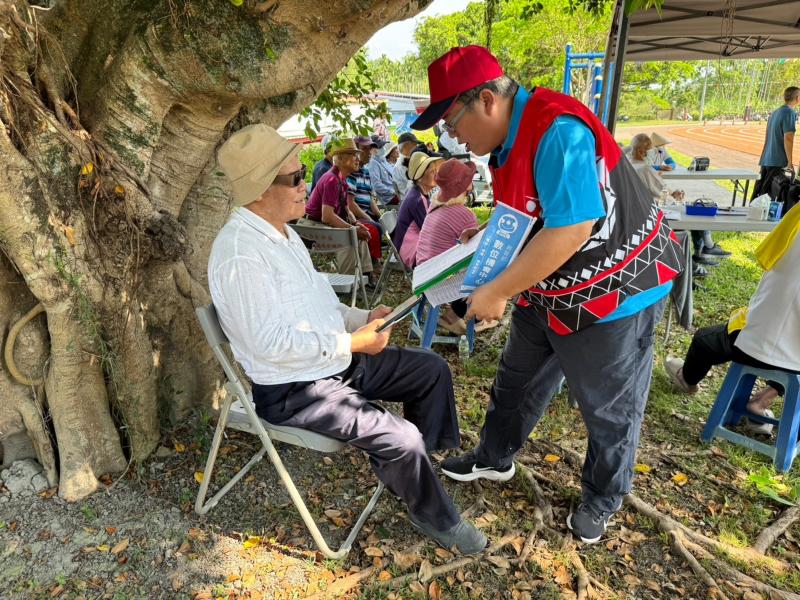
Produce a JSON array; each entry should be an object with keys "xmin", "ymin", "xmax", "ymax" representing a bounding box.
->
[
  {"xmin": 111, "ymin": 539, "xmax": 129, "ymax": 554},
  {"xmin": 418, "ymin": 559, "xmax": 433, "ymax": 582},
  {"xmin": 363, "ymin": 547, "xmax": 384, "ymax": 557},
  {"xmin": 242, "ymin": 536, "xmax": 262, "ymax": 549},
  {"xmin": 96, "ymin": 545, "xmax": 110, "ymax": 552},
  {"xmin": 378, "ymin": 570, "xmax": 393, "ymax": 582},
  {"xmin": 487, "ymin": 555, "xmax": 511, "ymax": 570},
  {"xmin": 543, "ymin": 454, "xmax": 561, "ymax": 463},
  {"xmin": 428, "ymin": 580, "xmax": 442, "ymax": 600},
  {"xmin": 634, "ymin": 463, "xmax": 652, "ymax": 474},
  {"xmin": 434, "ymin": 547, "xmax": 453, "ymax": 560},
  {"xmin": 392, "ymin": 548, "xmax": 422, "ymax": 570},
  {"xmin": 324, "ymin": 509, "xmax": 341, "ymax": 519},
  {"xmin": 194, "ymin": 471, "xmax": 204, "ymax": 484},
  {"xmin": 174, "ymin": 442, "xmax": 186, "ymax": 453},
  {"xmin": 671, "ymin": 472, "xmax": 689, "ymax": 486}
]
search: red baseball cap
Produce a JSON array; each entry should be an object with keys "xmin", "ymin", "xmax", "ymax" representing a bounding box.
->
[{"xmin": 411, "ymin": 45, "xmax": 504, "ymax": 131}]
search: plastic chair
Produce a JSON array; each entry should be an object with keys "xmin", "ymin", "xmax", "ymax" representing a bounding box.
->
[
  {"xmin": 408, "ymin": 297, "xmax": 475, "ymax": 353},
  {"xmin": 290, "ymin": 223, "xmax": 368, "ymax": 307},
  {"xmin": 701, "ymin": 362, "xmax": 800, "ymax": 472},
  {"xmin": 194, "ymin": 305, "xmax": 384, "ymax": 558}
]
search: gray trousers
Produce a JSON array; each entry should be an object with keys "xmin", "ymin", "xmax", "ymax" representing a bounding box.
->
[
  {"xmin": 476, "ymin": 298, "xmax": 667, "ymax": 513},
  {"xmin": 252, "ymin": 347, "xmax": 461, "ymax": 530}
]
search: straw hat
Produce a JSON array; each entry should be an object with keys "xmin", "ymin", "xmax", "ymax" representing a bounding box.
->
[
  {"xmin": 329, "ymin": 138, "xmax": 359, "ymax": 156},
  {"xmin": 651, "ymin": 132, "xmax": 672, "ymax": 147},
  {"xmin": 218, "ymin": 124, "xmax": 301, "ymax": 207},
  {"xmin": 408, "ymin": 151, "xmax": 443, "ymax": 181}
]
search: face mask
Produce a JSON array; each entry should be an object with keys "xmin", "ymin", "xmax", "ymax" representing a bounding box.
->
[{"xmin": 646, "ymin": 148, "xmax": 658, "ymax": 164}]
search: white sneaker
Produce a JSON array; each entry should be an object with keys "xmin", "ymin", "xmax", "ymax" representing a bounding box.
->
[
  {"xmin": 742, "ymin": 409, "xmax": 775, "ymax": 436},
  {"xmin": 664, "ymin": 357, "xmax": 699, "ymax": 394}
]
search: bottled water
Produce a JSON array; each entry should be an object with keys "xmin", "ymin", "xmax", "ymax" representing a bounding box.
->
[{"xmin": 458, "ymin": 335, "xmax": 470, "ymax": 363}]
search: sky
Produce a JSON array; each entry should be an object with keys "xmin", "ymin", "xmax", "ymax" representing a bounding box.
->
[{"xmin": 365, "ymin": 0, "xmax": 474, "ymax": 60}]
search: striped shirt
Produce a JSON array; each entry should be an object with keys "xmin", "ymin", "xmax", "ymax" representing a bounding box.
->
[{"xmin": 416, "ymin": 203, "xmax": 478, "ymax": 265}]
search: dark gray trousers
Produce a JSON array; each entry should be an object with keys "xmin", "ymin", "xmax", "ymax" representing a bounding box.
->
[
  {"xmin": 252, "ymin": 347, "xmax": 461, "ymax": 530},
  {"xmin": 476, "ymin": 298, "xmax": 666, "ymax": 513}
]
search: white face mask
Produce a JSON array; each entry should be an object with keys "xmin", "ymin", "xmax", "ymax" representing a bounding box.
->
[{"xmin": 646, "ymin": 147, "xmax": 659, "ymax": 164}]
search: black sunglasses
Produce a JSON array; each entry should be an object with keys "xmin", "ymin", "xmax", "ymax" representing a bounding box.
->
[{"xmin": 273, "ymin": 164, "xmax": 307, "ymax": 187}]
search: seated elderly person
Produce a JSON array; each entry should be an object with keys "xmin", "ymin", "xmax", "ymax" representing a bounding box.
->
[
  {"xmin": 349, "ymin": 136, "xmax": 383, "ymax": 220},
  {"xmin": 627, "ymin": 133, "xmax": 684, "ymax": 202},
  {"xmin": 302, "ymin": 138, "xmax": 375, "ymax": 284},
  {"xmin": 369, "ymin": 141, "xmax": 400, "ymax": 206},
  {"xmin": 393, "ymin": 151, "xmax": 443, "ymax": 267},
  {"xmin": 209, "ymin": 124, "xmax": 486, "ymax": 555},
  {"xmin": 393, "ymin": 132, "xmax": 420, "ymax": 200},
  {"xmin": 664, "ymin": 205, "xmax": 800, "ymax": 434}
]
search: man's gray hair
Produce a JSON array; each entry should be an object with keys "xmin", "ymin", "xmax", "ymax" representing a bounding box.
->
[
  {"xmin": 457, "ymin": 75, "xmax": 519, "ymax": 106},
  {"xmin": 630, "ymin": 133, "xmax": 652, "ymax": 151}
]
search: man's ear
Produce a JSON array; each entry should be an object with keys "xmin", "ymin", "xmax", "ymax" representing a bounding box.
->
[{"xmin": 480, "ymin": 89, "xmax": 496, "ymax": 116}]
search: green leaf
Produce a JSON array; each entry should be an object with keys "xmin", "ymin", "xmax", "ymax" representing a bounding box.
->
[{"xmin": 229, "ymin": 0, "xmax": 243, "ymax": 5}]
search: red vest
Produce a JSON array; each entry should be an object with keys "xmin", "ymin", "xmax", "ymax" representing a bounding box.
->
[{"xmin": 491, "ymin": 88, "xmax": 684, "ymax": 334}]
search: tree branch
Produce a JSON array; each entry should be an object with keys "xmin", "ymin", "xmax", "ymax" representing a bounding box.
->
[{"xmin": 753, "ymin": 505, "xmax": 800, "ymax": 555}]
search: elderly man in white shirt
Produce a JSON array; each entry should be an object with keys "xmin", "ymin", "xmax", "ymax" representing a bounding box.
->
[{"xmin": 208, "ymin": 124, "xmax": 486, "ymax": 555}]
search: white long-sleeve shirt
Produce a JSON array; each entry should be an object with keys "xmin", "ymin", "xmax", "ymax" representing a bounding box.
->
[{"xmin": 208, "ymin": 208, "xmax": 369, "ymax": 385}]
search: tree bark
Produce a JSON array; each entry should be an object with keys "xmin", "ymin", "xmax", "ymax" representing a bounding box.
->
[{"xmin": 0, "ymin": 0, "xmax": 428, "ymax": 500}]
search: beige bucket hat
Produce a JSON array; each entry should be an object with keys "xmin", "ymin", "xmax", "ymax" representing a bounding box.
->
[
  {"xmin": 218, "ymin": 124, "xmax": 301, "ymax": 207},
  {"xmin": 408, "ymin": 151, "xmax": 444, "ymax": 182},
  {"xmin": 651, "ymin": 132, "xmax": 672, "ymax": 147}
]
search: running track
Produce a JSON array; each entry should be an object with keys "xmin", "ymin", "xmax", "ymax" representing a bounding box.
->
[{"xmin": 666, "ymin": 124, "xmax": 800, "ymax": 160}]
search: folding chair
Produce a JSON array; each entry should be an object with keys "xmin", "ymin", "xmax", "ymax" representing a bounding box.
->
[
  {"xmin": 194, "ymin": 304, "xmax": 385, "ymax": 559},
  {"xmin": 370, "ymin": 210, "xmax": 412, "ymax": 306},
  {"xmin": 290, "ymin": 223, "xmax": 369, "ymax": 307}
]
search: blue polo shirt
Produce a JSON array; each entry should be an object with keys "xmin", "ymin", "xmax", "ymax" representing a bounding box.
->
[{"xmin": 492, "ymin": 87, "xmax": 671, "ymax": 323}]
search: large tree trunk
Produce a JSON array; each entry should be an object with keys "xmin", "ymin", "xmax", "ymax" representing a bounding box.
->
[{"xmin": 0, "ymin": 0, "xmax": 427, "ymax": 501}]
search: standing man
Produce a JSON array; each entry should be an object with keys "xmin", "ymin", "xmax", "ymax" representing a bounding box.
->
[
  {"xmin": 752, "ymin": 86, "xmax": 799, "ymax": 199},
  {"xmin": 412, "ymin": 46, "xmax": 683, "ymax": 543}
]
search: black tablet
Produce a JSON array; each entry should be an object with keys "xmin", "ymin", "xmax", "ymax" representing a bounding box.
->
[{"xmin": 375, "ymin": 295, "xmax": 424, "ymax": 333}]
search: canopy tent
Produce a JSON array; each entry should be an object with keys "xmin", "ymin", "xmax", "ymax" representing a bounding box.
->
[
  {"xmin": 601, "ymin": 0, "xmax": 800, "ymax": 130},
  {"xmin": 626, "ymin": 0, "xmax": 800, "ymax": 61}
]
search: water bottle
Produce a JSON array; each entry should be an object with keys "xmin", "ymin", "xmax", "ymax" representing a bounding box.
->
[{"xmin": 458, "ymin": 335, "xmax": 470, "ymax": 363}]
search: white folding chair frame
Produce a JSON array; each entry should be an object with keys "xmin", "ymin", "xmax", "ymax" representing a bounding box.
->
[
  {"xmin": 194, "ymin": 305, "xmax": 384, "ymax": 559},
  {"xmin": 290, "ymin": 223, "xmax": 369, "ymax": 307},
  {"xmin": 370, "ymin": 211, "xmax": 412, "ymax": 307}
]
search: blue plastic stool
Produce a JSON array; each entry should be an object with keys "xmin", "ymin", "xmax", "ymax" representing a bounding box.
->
[
  {"xmin": 409, "ymin": 298, "xmax": 475, "ymax": 353},
  {"xmin": 700, "ymin": 363, "xmax": 800, "ymax": 472}
]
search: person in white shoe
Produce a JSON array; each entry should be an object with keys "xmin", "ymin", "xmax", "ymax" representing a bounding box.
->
[{"xmin": 665, "ymin": 203, "xmax": 800, "ymax": 433}]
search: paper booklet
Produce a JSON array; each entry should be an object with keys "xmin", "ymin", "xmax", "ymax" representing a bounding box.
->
[
  {"xmin": 411, "ymin": 229, "xmax": 485, "ymax": 306},
  {"xmin": 409, "ymin": 203, "xmax": 534, "ymax": 307}
]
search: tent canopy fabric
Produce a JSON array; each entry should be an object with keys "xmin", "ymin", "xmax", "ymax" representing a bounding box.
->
[{"xmin": 626, "ymin": 0, "xmax": 800, "ymax": 61}]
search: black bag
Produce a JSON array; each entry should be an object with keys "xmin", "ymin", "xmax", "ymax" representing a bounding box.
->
[
  {"xmin": 688, "ymin": 156, "xmax": 710, "ymax": 171},
  {"xmin": 769, "ymin": 169, "xmax": 800, "ymax": 217}
]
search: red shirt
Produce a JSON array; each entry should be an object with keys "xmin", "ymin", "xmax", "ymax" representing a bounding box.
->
[{"xmin": 306, "ymin": 166, "xmax": 349, "ymax": 222}]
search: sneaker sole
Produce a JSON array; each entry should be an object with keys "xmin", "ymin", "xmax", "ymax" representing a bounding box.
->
[
  {"xmin": 566, "ymin": 513, "xmax": 608, "ymax": 544},
  {"xmin": 441, "ymin": 462, "xmax": 516, "ymax": 483}
]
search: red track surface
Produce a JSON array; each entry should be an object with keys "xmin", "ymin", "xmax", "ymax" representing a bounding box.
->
[{"xmin": 667, "ymin": 124, "xmax": 800, "ymax": 159}]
